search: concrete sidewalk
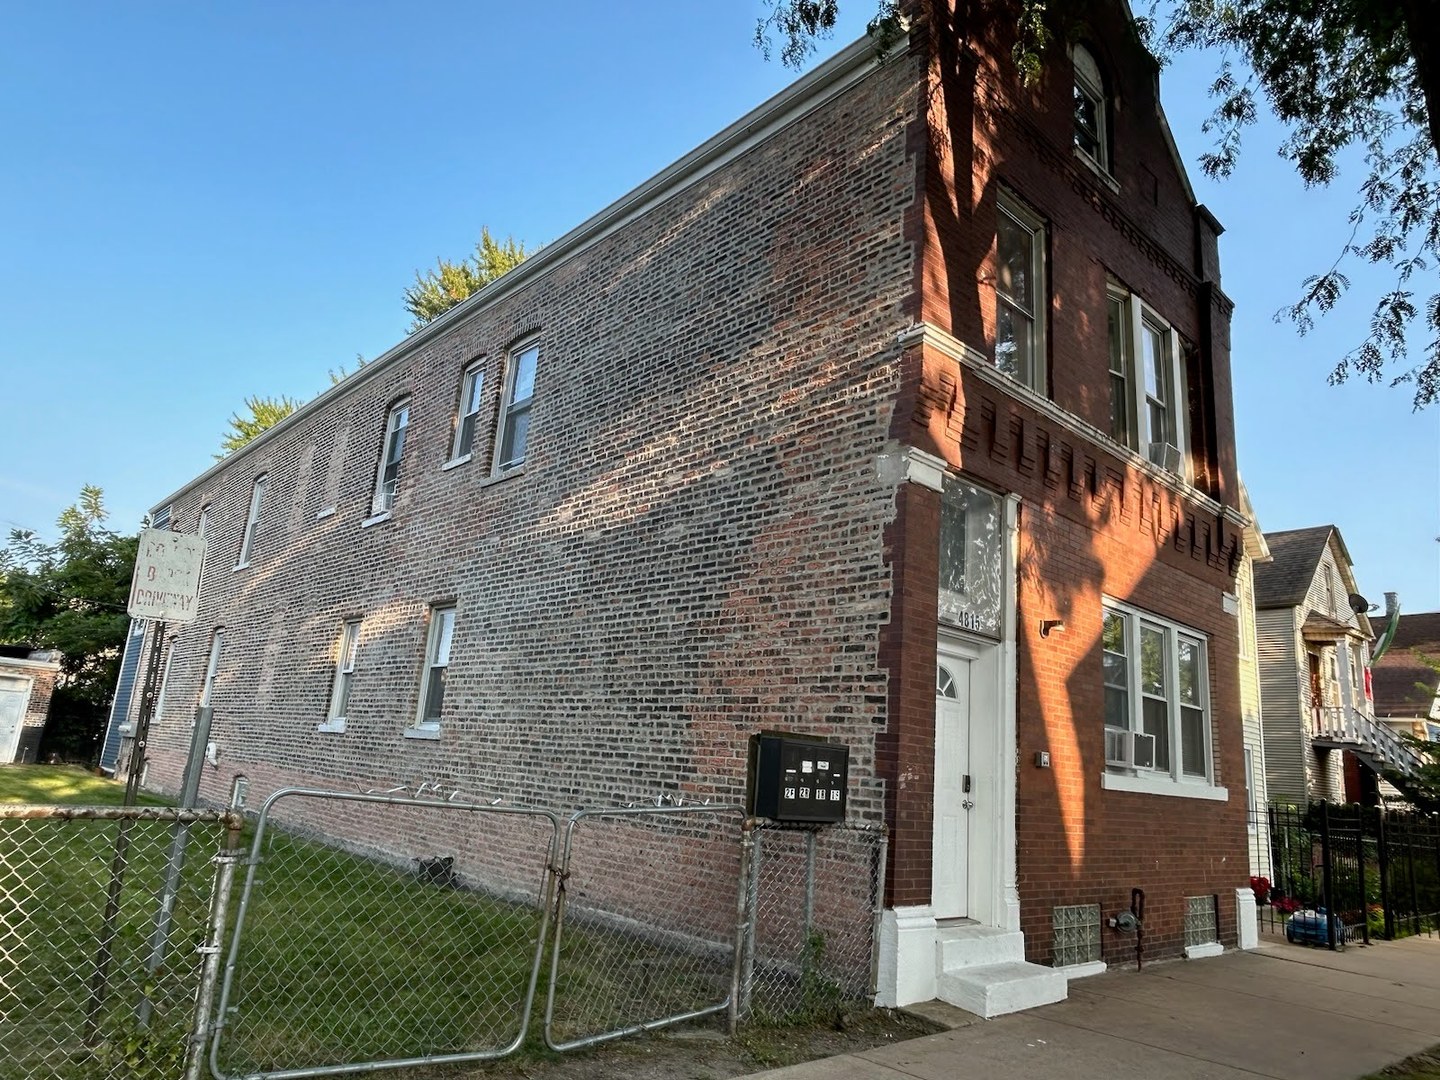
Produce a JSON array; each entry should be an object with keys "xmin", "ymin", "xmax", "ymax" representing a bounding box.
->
[{"xmin": 744, "ymin": 936, "xmax": 1440, "ymax": 1080}]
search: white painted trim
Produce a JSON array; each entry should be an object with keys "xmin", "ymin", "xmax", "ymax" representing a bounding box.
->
[
  {"xmin": 999, "ymin": 493, "xmax": 1022, "ymax": 934},
  {"xmin": 875, "ymin": 906, "xmax": 938, "ymax": 1007},
  {"xmin": 904, "ymin": 447, "xmax": 947, "ymax": 492},
  {"xmin": 440, "ymin": 454, "xmax": 472, "ymax": 472},
  {"xmin": 147, "ymin": 31, "xmax": 911, "ymax": 515},
  {"xmin": 1101, "ymin": 773, "xmax": 1229, "ymax": 801},
  {"xmin": 0, "ymin": 656, "xmax": 62, "ymax": 673},
  {"xmin": 316, "ymin": 719, "xmax": 347, "ymax": 735},
  {"xmin": 895, "ymin": 322, "xmax": 1246, "ymax": 529},
  {"xmin": 1057, "ymin": 959, "xmax": 1107, "ymax": 979},
  {"xmin": 1235, "ymin": 887, "xmax": 1259, "ymax": 950},
  {"xmin": 360, "ymin": 511, "xmax": 392, "ymax": 529},
  {"xmin": 314, "ymin": 506, "xmax": 337, "ymax": 521},
  {"xmin": 402, "ymin": 725, "xmax": 441, "ymax": 741},
  {"xmin": 1184, "ymin": 941, "xmax": 1224, "ymax": 959}
]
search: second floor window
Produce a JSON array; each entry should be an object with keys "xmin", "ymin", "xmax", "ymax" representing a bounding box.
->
[
  {"xmin": 1073, "ymin": 44, "xmax": 1108, "ymax": 172},
  {"xmin": 373, "ymin": 399, "xmax": 410, "ymax": 515},
  {"xmin": 451, "ymin": 363, "xmax": 485, "ymax": 461},
  {"xmin": 200, "ymin": 629, "xmax": 225, "ymax": 709},
  {"xmin": 236, "ymin": 476, "xmax": 266, "ymax": 567},
  {"xmin": 995, "ymin": 193, "xmax": 1046, "ymax": 394},
  {"xmin": 496, "ymin": 342, "xmax": 539, "ymax": 471},
  {"xmin": 1107, "ymin": 288, "xmax": 1188, "ymax": 477}
]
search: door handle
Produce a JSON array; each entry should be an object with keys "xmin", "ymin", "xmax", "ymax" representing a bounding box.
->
[{"xmin": 962, "ymin": 799, "xmax": 975, "ymax": 811}]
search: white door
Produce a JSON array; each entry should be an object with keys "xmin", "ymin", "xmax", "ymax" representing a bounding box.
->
[
  {"xmin": 0, "ymin": 676, "xmax": 33, "ymax": 763},
  {"xmin": 933, "ymin": 655, "xmax": 972, "ymax": 918}
]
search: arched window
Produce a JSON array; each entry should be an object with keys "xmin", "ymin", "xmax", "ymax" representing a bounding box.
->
[
  {"xmin": 1073, "ymin": 44, "xmax": 1108, "ymax": 171},
  {"xmin": 937, "ymin": 663, "xmax": 960, "ymax": 700}
]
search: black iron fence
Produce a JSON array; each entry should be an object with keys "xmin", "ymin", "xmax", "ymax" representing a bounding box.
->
[{"xmin": 1254, "ymin": 803, "xmax": 1440, "ymax": 947}]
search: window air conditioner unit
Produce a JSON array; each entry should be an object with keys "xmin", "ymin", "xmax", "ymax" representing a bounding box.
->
[
  {"xmin": 1105, "ymin": 728, "xmax": 1158, "ymax": 770},
  {"xmin": 1147, "ymin": 441, "xmax": 1183, "ymax": 472},
  {"xmin": 372, "ymin": 490, "xmax": 393, "ymax": 515}
]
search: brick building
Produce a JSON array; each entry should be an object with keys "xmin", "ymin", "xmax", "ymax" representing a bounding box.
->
[
  {"xmin": 0, "ymin": 647, "xmax": 62, "ymax": 764},
  {"xmin": 117, "ymin": 1, "xmax": 1251, "ymax": 1015}
]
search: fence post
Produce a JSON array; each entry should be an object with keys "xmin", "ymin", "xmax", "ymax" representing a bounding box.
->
[
  {"xmin": 870, "ymin": 828, "xmax": 888, "ymax": 1002},
  {"xmin": 803, "ymin": 829, "xmax": 817, "ymax": 943},
  {"xmin": 185, "ymin": 802, "xmax": 243, "ymax": 1080},
  {"xmin": 1407, "ymin": 815, "xmax": 1423, "ymax": 938},
  {"xmin": 1357, "ymin": 807, "xmax": 1370, "ymax": 945},
  {"xmin": 1319, "ymin": 802, "xmax": 1338, "ymax": 949},
  {"xmin": 1378, "ymin": 808, "xmax": 1394, "ymax": 940},
  {"xmin": 739, "ymin": 825, "xmax": 762, "ymax": 1021},
  {"xmin": 730, "ymin": 822, "xmax": 755, "ymax": 1036}
]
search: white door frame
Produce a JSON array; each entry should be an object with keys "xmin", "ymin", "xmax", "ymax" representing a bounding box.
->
[{"xmin": 0, "ymin": 675, "xmax": 35, "ymax": 764}]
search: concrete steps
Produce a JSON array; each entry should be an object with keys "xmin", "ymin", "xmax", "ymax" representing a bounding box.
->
[{"xmin": 934, "ymin": 925, "xmax": 1069, "ymax": 1019}]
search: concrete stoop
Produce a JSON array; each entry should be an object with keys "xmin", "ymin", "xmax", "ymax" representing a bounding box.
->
[{"xmin": 934, "ymin": 926, "xmax": 1069, "ymax": 1019}]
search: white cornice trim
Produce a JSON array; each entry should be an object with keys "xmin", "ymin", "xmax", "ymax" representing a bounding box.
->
[
  {"xmin": 903, "ymin": 447, "xmax": 947, "ymax": 491},
  {"xmin": 149, "ymin": 31, "xmax": 911, "ymax": 515},
  {"xmin": 0, "ymin": 656, "xmax": 62, "ymax": 673},
  {"xmin": 897, "ymin": 322, "xmax": 1246, "ymax": 528}
]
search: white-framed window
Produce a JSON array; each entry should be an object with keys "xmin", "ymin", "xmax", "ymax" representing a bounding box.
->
[
  {"xmin": 994, "ymin": 192, "xmax": 1046, "ymax": 394},
  {"xmin": 1102, "ymin": 601, "xmax": 1214, "ymax": 788},
  {"xmin": 450, "ymin": 362, "xmax": 485, "ymax": 462},
  {"xmin": 196, "ymin": 504, "xmax": 210, "ymax": 539},
  {"xmin": 154, "ymin": 637, "xmax": 176, "ymax": 723},
  {"xmin": 236, "ymin": 476, "xmax": 266, "ymax": 568},
  {"xmin": 496, "ymin": 342, "xmax": 539, "ymax": 472},
  {"xmin": 1106, "ymin": 288, "xmax": 1188, "ymax": 477},
  {"xmin": 414, "ymin": 605, "xmax": 455, "ymax": 731},
  {"xmin": 1073, "ymin": 44, "xmax": 1108, "ymax": 172},
  {"xmin": 372, "ymin": 399, "xmax": 410, "ymax": 515},
  {"xmin": 321, "ymin": 619, "xmax": 361, "ymax": 732},
  {"xmin": 200, "ymin": 629, "xmax": 224, "ymax": 709}
]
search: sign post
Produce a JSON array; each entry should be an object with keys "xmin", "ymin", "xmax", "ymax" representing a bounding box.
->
[{"xmin": 89, "ymin": 529, "xmax": 207, "ymax": 1038}]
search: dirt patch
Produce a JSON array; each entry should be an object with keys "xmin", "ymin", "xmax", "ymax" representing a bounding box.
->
[{"xmin": 430, "ymin": 1007, "xmax": 941, "ymax": 1080}]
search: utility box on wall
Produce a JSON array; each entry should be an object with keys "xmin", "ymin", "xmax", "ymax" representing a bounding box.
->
[{"xmin": 747, "ymin": 732, "xmax": 849, "ymax": 823}]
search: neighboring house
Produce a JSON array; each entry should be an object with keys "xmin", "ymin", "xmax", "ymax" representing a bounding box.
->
[
  {"xmin": 1235, "ymin": 486, "xmax": 1272, "ymax": 879},
  {"xmin": 1370, "ymin": 612, "xmax": 1440, "ymax": 744},
  {"xmin": 120, "ymin": 2, "xmax": 1253, "ymax": 1015},
  {"xmin": 1253, "ymin": 527, "xmax": 1421, "ymax": 806},
  {"xmin": 0, "ymin": 647, "xmax": 62, "ymax": 764}
]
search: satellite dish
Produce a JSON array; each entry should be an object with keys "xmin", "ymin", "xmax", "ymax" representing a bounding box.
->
[{"xmin": 1348, "ymin": 592, "xmax": 1371, "ymax": 615}]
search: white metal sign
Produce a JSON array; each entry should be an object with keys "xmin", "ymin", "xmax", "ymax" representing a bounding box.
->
[{"xmin": 127, "ymin": 528, "xmax": 206, "ymax": 622}]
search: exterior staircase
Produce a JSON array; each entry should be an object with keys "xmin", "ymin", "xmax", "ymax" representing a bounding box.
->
[
  {"xmin": 1311, "ymin": 704, "xmax": 1425, "ymax": 775},
  {"xmin": 934, "ymin": 925, "xmax": 1069, "ymax": 1018}
]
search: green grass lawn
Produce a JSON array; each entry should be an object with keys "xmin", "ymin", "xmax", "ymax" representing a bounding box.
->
[
  {"xmin": 1362, "ymin": 1047, "xmax": 1440, "ymax": 1080},
  {"xmin": 0, "ymin": 764, "xmax": 169, "ymax": 807},
  {"xmin": 0, "ymin": 766, "xmax": 737, "ymax": 1079}
]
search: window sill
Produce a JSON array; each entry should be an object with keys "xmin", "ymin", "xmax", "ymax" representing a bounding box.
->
[
  {"xmin": 1073, "ymin": 146, "xmax": 1121, "ymax": 194},
  {"xmin": 441, "ymin": 454, "xmax": 473, "ymax": 472},
  {"xmin": 233, "ymin": 561, "xmax": 250, "ymax": 572},
  {"xmin": 360, "ymin": 511, "xmax": 392, "ymax": 529},
  {"xmin": 1184, "ymin": 942, "xmax": 1224, "ymax": 960},
  {"xmin": 1055, "ymin": 960, "xmax": 1107, "ymax": 979},
  {"xmin": 117, "ymin": 724, "xmax": 134, "ymax": 736},
  {"xmin": 479, "ymin": 466, "xmax": 526, "ymax": 490},
  {"xmin": 403, "ymin": 725, "xmax": 441, "ymax": 741},
  {"xmin": 1102, "ymin": 772, "xmax": 1228, "ymax": 801},
  {"xmin": 317, "ymin": 718, "xmax": 346, "ymax": 734},
  {"xmin": 315, "ymin": 506, "xmax": 337, "ymax": 521}
]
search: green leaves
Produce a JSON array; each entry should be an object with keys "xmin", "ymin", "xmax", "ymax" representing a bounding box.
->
[
  {"xmin": 403, "ymin": 227, "xmax": 528, "ymax": 333},
  {"xmin": 217, "ymin": 394, "xmax": 302, "ymax": 458}
]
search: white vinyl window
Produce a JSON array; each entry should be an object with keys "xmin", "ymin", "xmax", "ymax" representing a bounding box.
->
[
  {"xmin": 994, "ymin": 192, "xmax": 1046, "ymax": 394},
  {"xmin": 321, "ymin": 620, "xmax": 361, "ymax": 733},
  {"xmin": 1107, "ymin": 288, "xmax": 1188, "ymax": 477},
  {"xmin": 451, "ymin": 363, "xmax": 486, "ymax": 461},
  {"xmin": 496, "ymin": 342, "xmax": 539, "ymax": 472},
  {"xmin": 414, "ymin": 605, "xmax": 455, "ymax": 730},
  {"xmin": 1102, "ymin": 602, "xmax": 1214, "ymax": 788},
  {"xmin": 372, "ymin": 399, "xmax": 410, "ymax": 515},
  {"xmin": 200, "ymin": 630, "xmax": 224, "ymax": 710},
  {"xmin": 236, "ymin": 476, "xmax": 266, "ymax": 568},
  {"xmin": 153, "ymin": 637, "xmax": 176, "ymax": 724},
  {"xmin": 1073, "ymin": 44, "xmax": 1108, "ymax": 172}
]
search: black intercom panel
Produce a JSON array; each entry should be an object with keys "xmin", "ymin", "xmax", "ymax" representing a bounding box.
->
[{"xmin": 747, "ymin": 732, "xmax": 849, "ymax": 823}]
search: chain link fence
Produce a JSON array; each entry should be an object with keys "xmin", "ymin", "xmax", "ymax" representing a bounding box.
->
[
  {"xmin": 210, "ymin": 789, "xmax": 563, "ymax": 1079},
  {"xmin": 4, "ymin": 788, "xmax": 889, "ymax": 1080},
  {"xmin": 0, "ymin": 805, "xmax": 240, "ymax": 1080},
  {"xmin": 740, "ymin": 821, "xmax": 887, "ymax": 1023}
]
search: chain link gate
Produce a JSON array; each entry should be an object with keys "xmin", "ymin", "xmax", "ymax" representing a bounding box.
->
[
  {"xmin": 0, "ymin": 804, "xmax": 243, "ymax": 1080},
  {"xmin": 208, "ymin": 789, "xmax": 564, "ymax": 1080}
]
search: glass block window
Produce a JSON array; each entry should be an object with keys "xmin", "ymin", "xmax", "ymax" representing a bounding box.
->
[
  {"xmin": 939, "ymin": 476, "xmax": 1004, "ymax": 637},
  {"xmin": 1052, "ymin": 904, "xmax": 1101, "ymax": 967},
  {"xmin": 1184, "ymin": 895, "xmax": 1219, "ymax": 948}
]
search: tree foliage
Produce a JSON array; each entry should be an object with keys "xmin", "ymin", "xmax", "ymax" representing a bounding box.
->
[
  {"xmin": 218, "ymin": 394, "xmax": 302, "ymax": 458},
  {"xmin": 756, "ymin": 0, "xmax": 1440, "ymax": 407},
  {"xmin": 403, "ymin": 227, "xmax": 529, "ymax": 332},
  {"xmin": 0, "ymin": 486, "xmax": 137, "ymax": 762}
]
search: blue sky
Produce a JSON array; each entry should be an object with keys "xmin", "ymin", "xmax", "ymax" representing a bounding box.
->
[{"xmin": 1, "ymin": 3, "xmax": 1436, "ymax": 614}]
